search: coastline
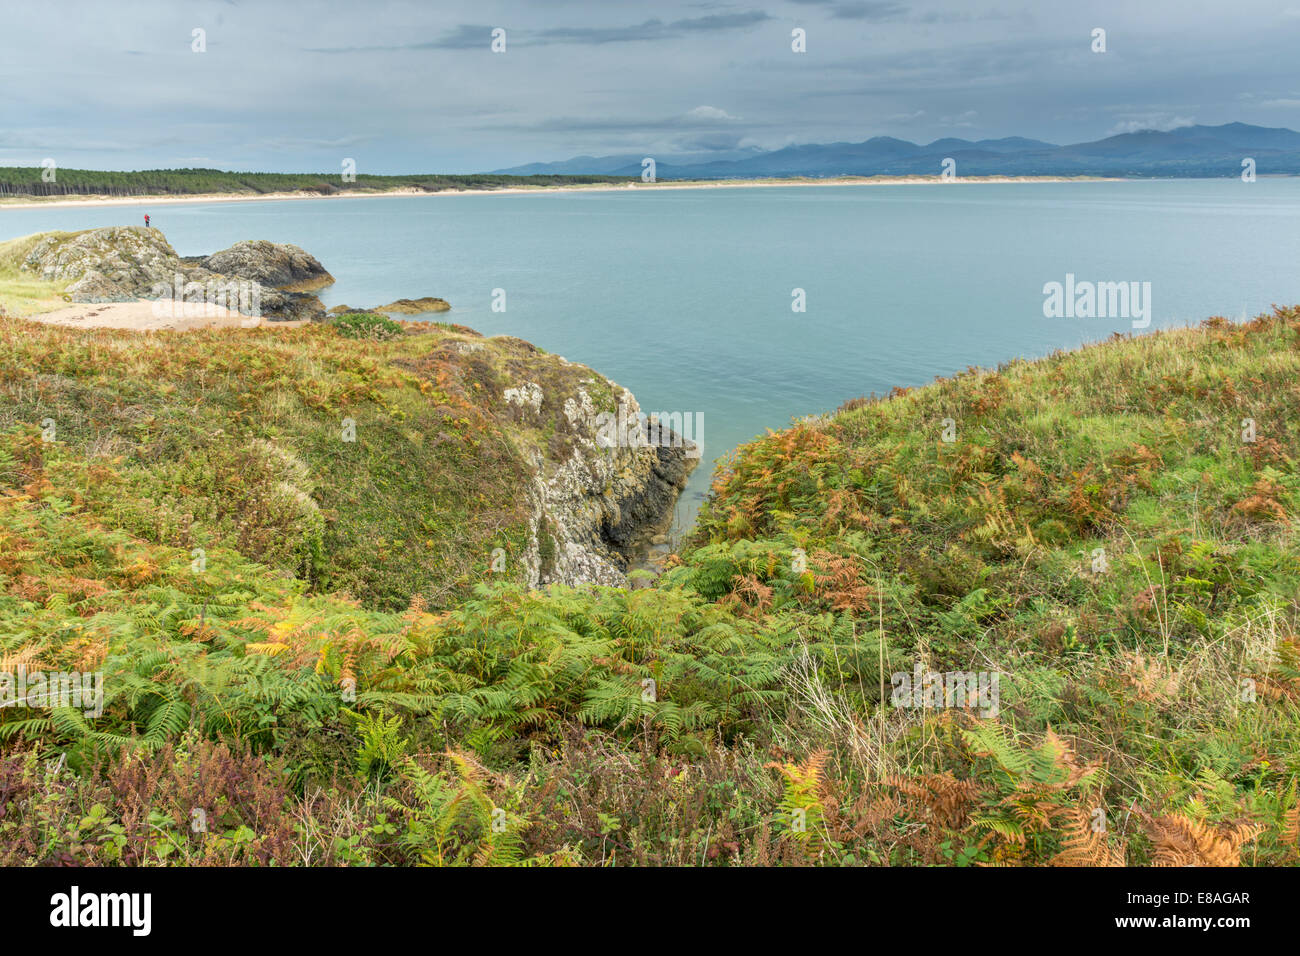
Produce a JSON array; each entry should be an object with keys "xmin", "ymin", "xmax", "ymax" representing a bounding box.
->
[{"xmin": 0, "ymin": 174, "xmax": 1118, "ymax": 210}]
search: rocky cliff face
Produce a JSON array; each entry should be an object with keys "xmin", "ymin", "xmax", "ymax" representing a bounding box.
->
[
  {"xmin": 517, "ymin": 380, "xmax": 697, "ymax": 587},
  {"xmin": 20, "ymin": 227, "xmax": 330, "ymax": 321},
  {"xmin": 438, "ymin": 331, "xmax": 698, "ymax": 588}
]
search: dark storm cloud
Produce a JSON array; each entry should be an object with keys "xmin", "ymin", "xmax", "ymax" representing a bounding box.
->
[
  {"xmin": 832, "ymin": 3, "xmax": 908, "ymax": 20},
  {"xmin": 534, "ymin": 10, "xmax": 771, "ymax": 43},
  {"xmin": 787, "ymin": 1, "xmax": 909, "ymax": 20},
  {"xmin": 305, "ymin": 11, "xmax": 772, "ymax": 53},
  {"xmin": 492, "ymin": 106, "xmax": 747, "ymax": 133}
]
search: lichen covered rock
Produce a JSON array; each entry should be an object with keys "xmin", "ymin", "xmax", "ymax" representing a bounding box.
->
[
  {"xmin": 522, "ymin": 384, "xmax": 697, "ymax": 588},
  {"xmin": 22, "ymin": 226, "xmax": 182, "ymax": 302},
  {"xmin": 200, "ymin": 240, "xmax": 334, "ymax": 292},
  {"xmin": 376, "ymin": 297, "xmax": 451, "ymax": 314},
  {"xmin": 420, "ymin": 331, "xmax": 697, "ymax": 589}
]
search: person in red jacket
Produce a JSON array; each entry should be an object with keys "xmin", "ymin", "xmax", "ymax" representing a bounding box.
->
[{"xmin": 144, "ymin": 214, "xmax": 151, "ymax": 228}]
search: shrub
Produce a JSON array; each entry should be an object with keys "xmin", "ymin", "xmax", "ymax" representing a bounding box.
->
[{"xmin": 328, "ymin": 311, "xmax": 404, "ymax": 341}]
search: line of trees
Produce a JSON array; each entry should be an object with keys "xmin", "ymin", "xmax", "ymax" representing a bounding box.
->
[{"xmin": 0, "ymin": 168, "xmax": 633, "ymax": 197}]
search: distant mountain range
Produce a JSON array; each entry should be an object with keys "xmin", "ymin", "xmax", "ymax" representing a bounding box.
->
[{"xmin": 493, "ymin": 123, "xmax": 1300, "ymax": 179}]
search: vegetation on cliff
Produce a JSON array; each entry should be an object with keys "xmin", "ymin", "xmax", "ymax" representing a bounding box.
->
[
  {"xmin": 0, "ymin": 313, "xmax": 677, "ymax": 613},
  {"xmin": 1, "ymin": 307, "xmax": 1298, "ymax": 866}
]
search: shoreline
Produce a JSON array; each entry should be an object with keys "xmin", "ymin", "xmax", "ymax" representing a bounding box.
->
[{"xmin": 0, "ymin": 175, "xmax": 1119, "ymax": 210}]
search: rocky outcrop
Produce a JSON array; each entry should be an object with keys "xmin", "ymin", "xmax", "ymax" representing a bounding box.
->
[
  {"xmin": 254, "ymin": 290, "xmax": 326, "ymax": 323},
  {"xmin": 415, "ymin": 328, "xmax": 696, "ymax": 589},
  {"xmin": 331, "ymin": 298, "xmax": 453, "ymax": 315},
  {"xmin": 199, "ymin": 240, "xmax": 334, "ymax": 292},
  {"xmin": 481, "ymin": 347, "xmax": 698, "ymax": 587},
  {"xmin": 21, "ymin": 227, "xmax": 182, "ymax": 303},
  {"xmin": 375, "ymin": 297, "xmax": 451, "ymax": 314},
  {"xmin": 602, "ymin": 435, "xmax": 696, "ymax": 554},
  {"xmin": 19, "ymin": 227, "xmax": 327, "ymax": 321},
  {"xmin": 524, "ymin": 400, "xmax": 697, "ymax": 587}
]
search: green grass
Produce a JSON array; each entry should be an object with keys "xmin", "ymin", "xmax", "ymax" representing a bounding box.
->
[
  {"xmin": 328, "ymin": 311, "xmax": 405, "ymax": 341},
  {"xmin": 0, "ymin": 316, "xmax": 575, "ymax": 609},
  {"xmin": 0, "ymin": 232, "xmax": 72, "ymax": 315}
]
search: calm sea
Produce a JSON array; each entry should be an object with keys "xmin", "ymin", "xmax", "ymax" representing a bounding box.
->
[{"xmin": 6, "ymin": 179, "xmax": 1300, "ymax": 528}]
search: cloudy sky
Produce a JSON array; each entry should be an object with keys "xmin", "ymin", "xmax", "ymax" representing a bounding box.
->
[{"xmin": 4, "ymin": 0, "xmax": 1300, "ymax": 173}]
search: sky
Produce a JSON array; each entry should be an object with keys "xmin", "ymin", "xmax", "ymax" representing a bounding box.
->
[{"xmin": 4, "ymin": 0, "xmax": 1300, "ymax": 173}]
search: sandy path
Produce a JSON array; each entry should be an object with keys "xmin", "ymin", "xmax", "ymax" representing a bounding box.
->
[{"xmin": 25, "ymin": 300, "xmax": 307, "ymax": 332}]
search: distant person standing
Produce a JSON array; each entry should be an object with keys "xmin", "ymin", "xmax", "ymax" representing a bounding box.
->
[{"xmin": 144, "ymin": 214, "xmax": 151, "ymax": 228}]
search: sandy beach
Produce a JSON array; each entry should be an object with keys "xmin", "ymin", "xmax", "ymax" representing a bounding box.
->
[
  {"xmin": 0, "ymin": 175, "xmax": 1113, "ymax": 211},
  {"xmin": 23, "ymin": 300, "xmax": 307, "ymax": 332}
]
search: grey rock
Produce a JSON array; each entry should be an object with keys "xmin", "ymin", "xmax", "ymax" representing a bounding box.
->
[
  {"xmin": 22, "ymin": 226, "xmax": 183, "ymax": 302},
  {"xmin": 375, "ymin": 296, "xmax": 450, "ymax": 314},
  {"xmin": 258, "ymin": 289, "xmax": 327, "ymax": 323},
  {"xmin": 200, "ymin": 240, "xmax": 333, "ymax": 292},
  {"xmin": 519, "ymin": 383, "xmax": 697, "ymax": 589}
]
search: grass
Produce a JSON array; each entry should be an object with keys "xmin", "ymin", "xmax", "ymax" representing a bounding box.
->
[
  {"xmin": 0, "ymin": 315, "xmax": 631, "ymax": 610},
  {"xmin": 0, "ymin": 232, "xmax": 73, "ymax": 315},
  {"xmin": 1, "ymin": 308, "xmax": 1298, "ymax": 866}
]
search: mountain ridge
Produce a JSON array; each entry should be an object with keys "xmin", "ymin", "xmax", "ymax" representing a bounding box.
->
[{"xmin": 492, "ymin": 122, "xmax": 1300, "ymax": 179}]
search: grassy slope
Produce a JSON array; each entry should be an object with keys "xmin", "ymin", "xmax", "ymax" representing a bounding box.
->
[
  {"xmin": 0, "ymin": 315, "xmax": 639, "ymax": 611},
  {"xmin": 1, "ymin": 309, "xmax": 1298, "ymax": 866},
  {"xmin": 0, "ymin": 232, "xmax": 74, "ymax": 315},
  {"xmin": 676, "ymin": 309, "xmax": 1300, "ymax": 859}
]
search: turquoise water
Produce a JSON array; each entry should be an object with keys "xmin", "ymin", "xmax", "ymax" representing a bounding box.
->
[{"xmin": 6, "ymin": 180, "xmax": 1300, "ymax": 528}]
